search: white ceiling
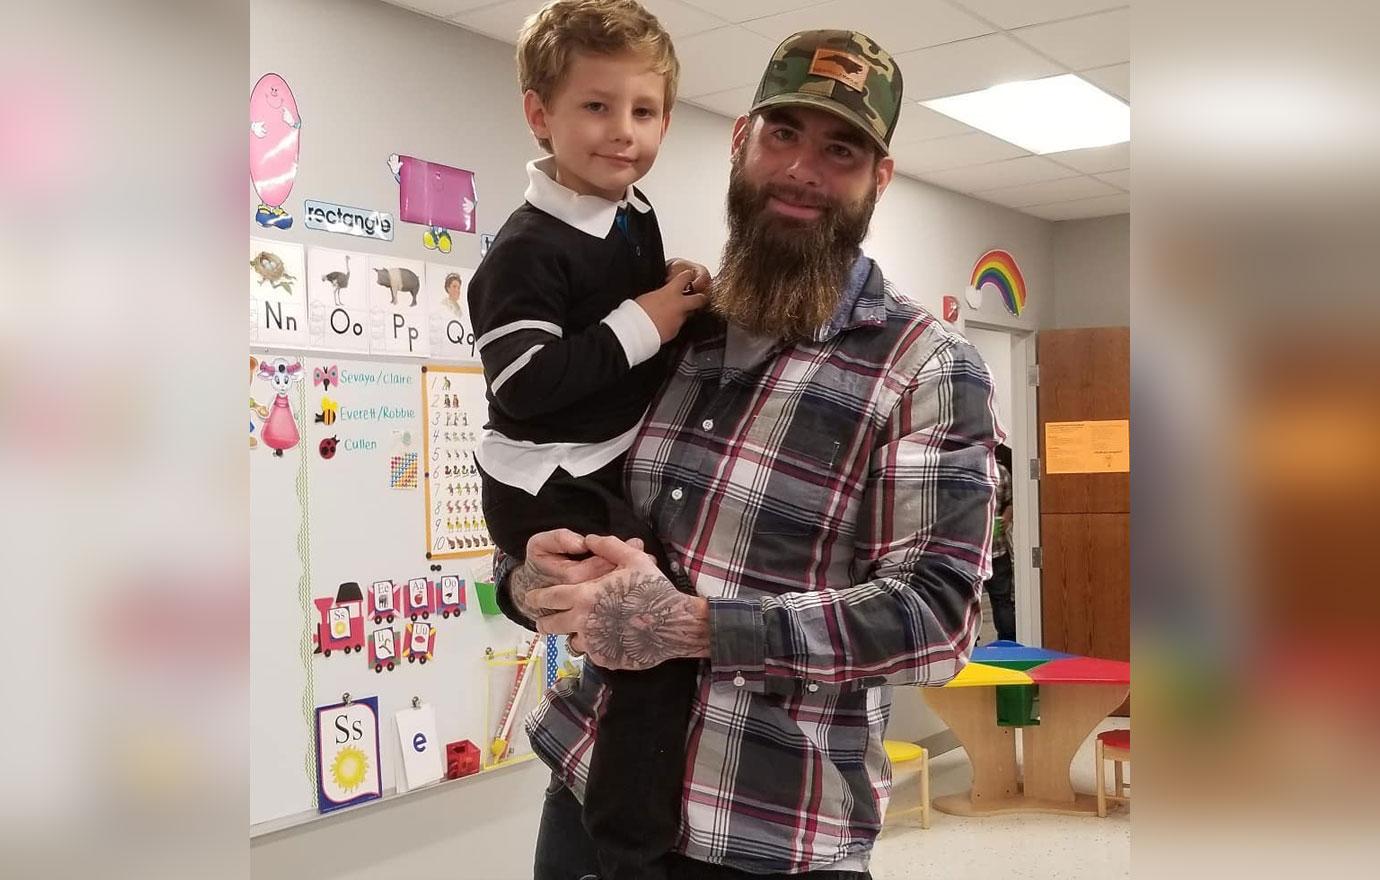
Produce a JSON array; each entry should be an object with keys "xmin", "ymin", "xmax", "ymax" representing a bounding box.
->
[{"xmin": 387, "ymin": 0, "xmax": 1130, "ymax": 221}]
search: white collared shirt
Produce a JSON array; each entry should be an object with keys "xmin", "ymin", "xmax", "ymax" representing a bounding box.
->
[
  {"xmin": 524, "ymin": 155, "xmax": 652, "ymax": 238},
  {"xmin": 477, "ymin": 157, "xmax": 662, "ymax": 496}
]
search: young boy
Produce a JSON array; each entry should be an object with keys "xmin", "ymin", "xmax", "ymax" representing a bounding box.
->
[{"xmin": 466, "ymin": 2, "xmax": 707, "ymax": 877}]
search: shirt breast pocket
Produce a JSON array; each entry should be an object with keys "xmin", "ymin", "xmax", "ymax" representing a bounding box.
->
[
  {"xmin": 751, "ymin": 439, "xmax": 844, "ymax": 537},
  {"xmin": 740, "ymin": 385, "xmax": 860, "ymax": 540}
]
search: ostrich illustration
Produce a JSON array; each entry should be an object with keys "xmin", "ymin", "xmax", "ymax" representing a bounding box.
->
[{"xmin": 322, "ymin": 255, "xmax": 351, "ymax": 306}]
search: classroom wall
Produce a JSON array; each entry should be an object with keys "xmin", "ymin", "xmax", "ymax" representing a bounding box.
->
[
  {"xmin": 1050, "ymin": 213, "xmax": 1131, "ymax": 328},
  {"xmin": 249, "ymin": 0, "xmax": 1082, "ymax": 874}
]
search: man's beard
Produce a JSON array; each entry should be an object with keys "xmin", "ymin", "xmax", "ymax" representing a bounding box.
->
[{"xmin": 713, "ymin": 150, "xmax": 877, "ymax": 341}]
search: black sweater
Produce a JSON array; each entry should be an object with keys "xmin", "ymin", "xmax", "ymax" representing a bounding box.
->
[{"xmin": 466, "ymin": 195, "xmax": 671, "ymax": 445}]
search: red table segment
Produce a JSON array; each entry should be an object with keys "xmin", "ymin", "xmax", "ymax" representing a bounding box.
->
[{"xmin": 1027, "ymin": 657, "xmax": 1130, "ymax": 685}]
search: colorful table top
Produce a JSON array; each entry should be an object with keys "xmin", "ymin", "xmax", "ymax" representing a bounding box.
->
[{"xmin": 945, "ymin": 641, "xmax": 1130, "ymax": 687}]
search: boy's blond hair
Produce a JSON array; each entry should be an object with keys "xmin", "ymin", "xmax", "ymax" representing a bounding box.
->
[{"xmin": 517, "ymin": 0, "xmax": 679, "ymax": 152}]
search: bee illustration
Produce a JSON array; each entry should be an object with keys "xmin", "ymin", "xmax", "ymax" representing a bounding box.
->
[{"xmin": 315, "ymin": 396, "xmax": 339, "ymax": 425}]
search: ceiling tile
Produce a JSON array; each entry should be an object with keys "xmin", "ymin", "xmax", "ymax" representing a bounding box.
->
[
  {"xmin": 979, "ymin": 175, "xmax": 1119, "ymax": 208},
  {"xmin": 637, "ymin": 0, "xmax": 728, "ymax": 38},
  {"xmin": 675, "ymin": 27, "xmax": 780, "ymax": 96},
  {"xmin": 1080, "ymin": 62, "xmax": 1130, "ymax": 100},
  {"xmin": 740, "ymin": 0, "xmax": 992, "ymax": 55},
  {"xmin": 1011, "ymin": 8, "xmax": 1129, "ymax": 70},
  {"xmin": 949, "ymin": 0, "xmax": 1128, "ymax": 30},
  {"xmin": 891, "ymin": 103, "xmax": 976, "ymax": 143},
  {"xmin": 684, "ymin": 84, "xmax": 758, "ymax": 118},
  {"xmin": 919, "ymin": 155, "xmax": 1079, "ymax": 193},
  {"xmin": 1095, "ymin": 169, "xmax": 1130, "ymax": 190},
  {"xmin": 450, "ymin": 0, "xmax": 535, "ymax": 43},
  {"xmin": 895, "ymin": 33, "xmax": 1064, "ymax": 101},
  {"xmin": 396, "ymin": 0, "xmax": 505, "ymax": 18},
  {"xmin": 889, "ymin": 131, "xmax": 1028, "ymax": 175},
  {"xmin": 1023, "ymin": 192, "xmax": 1129, "ymax": 220},
  {"xmin": 1045, "ymin": 141, "xmax": 1129, "ymax": 174},
  {"xmin": 679, "ymin": 0, "xmax": 832, "ymax": 23}
]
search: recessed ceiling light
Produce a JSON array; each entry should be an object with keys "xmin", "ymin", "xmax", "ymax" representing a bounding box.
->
[{"xmin": 921, "ymin": 74, "xmax": 1129, "ymax": 154}]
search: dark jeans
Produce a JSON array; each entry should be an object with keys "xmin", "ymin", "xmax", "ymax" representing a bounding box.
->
[
  {"xmin": 535, "ymin": 777, "xmax": 873, "ymax": 880},
  {"xmin": 984, "ymin": 553, "xmax": 1016, "ymax": 642},
  {"xmin": 480, "ymin": 455, "xmax": 698, "ymax": 879}
]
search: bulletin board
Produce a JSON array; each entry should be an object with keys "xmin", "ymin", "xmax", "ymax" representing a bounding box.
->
[
  {"xmin": 249, "ymin": 351, "xmax": 541, "ymax": 833},
  {"xmin": 247, "ymin": 55, "xmax": 558, "ymax": 837}
]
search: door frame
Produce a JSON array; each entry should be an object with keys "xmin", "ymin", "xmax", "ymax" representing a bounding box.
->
[{"xmin": 965, "ymin": 320, "xmax": 1042, "ymax": 647}]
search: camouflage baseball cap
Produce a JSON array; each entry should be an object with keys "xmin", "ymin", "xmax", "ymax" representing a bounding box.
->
[{"xmin": 750, "ymin": 30, "xmax": 903, "ymax": 155}]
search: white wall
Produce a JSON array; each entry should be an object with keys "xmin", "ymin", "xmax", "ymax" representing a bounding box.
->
[
  {"xmin": 249, "ymin": 0, "xmax": 1066, "ymax": 874},
  {"xmin": 962, "ymin": 327, "xmax": 1014, "ymax": 438},
  {"xmin": 1050, "ymin": 213, "xmax": 1131, "ymax": 328}
]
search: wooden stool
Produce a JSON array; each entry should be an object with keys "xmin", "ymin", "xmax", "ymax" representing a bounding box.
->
[
  {"xmin": 1095, "ymin": 728, "xmax": 1130, "ymax": 817},
  {"xmin": 883, "ymin": 740, "xmax": 930, "ymax": 829}
]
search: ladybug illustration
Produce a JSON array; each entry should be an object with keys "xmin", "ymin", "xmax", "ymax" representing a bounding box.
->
[{"xmin": 319, "ymin": 436, "xmax": 339, "ymax": 459}]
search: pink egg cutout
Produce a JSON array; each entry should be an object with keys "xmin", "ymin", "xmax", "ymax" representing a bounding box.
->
[{"xmin": 249, "ymin": 73, "xmax": 301, "ymax": 209}]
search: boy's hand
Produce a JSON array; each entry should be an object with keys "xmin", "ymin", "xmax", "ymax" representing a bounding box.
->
[
  {"xmin": 666, "ymin": 258, "xmax": 711, "ymax": 294},
  {"xmin": 635, "ymin": 269, "xmax": 709, "ymax": 343}
]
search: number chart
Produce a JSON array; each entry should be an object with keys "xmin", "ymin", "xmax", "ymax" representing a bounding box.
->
[{"xmin": 422, "ymin": 365, "xmax": 494, "ymax": 559}]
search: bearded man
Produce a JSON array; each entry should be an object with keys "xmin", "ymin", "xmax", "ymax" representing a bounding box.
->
[{"xmin": 494, "ymin": 30, "xmax": 1002, "ymax": 880}]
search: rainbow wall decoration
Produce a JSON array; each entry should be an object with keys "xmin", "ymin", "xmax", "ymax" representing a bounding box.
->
[{"xmin": 970, "ymin": 249, "xmax": 1027, "ymax": 317}]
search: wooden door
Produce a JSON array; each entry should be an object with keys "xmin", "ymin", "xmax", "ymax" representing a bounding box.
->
[{"xmin": 1037, "ymin": 328, "xmax": 1130, "ymax": 710}]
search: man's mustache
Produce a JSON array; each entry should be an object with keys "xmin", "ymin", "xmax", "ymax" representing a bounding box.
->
[{"xmin": 758, "ymin": 183, "xmax": 832, "ymax": 211}]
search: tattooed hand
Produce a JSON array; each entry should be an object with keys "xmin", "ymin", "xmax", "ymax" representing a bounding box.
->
[
  {"xmin": 508, "ymin": 529, "xmax": 641, "ymax": 624},
  {"xmin": 531, "ymin": 535, "xmax": 709, "ymax": 671}
]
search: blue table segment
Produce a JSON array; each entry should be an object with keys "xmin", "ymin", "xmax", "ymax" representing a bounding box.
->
[{"xmin": 971, "ymin": 641, "xmax": 1075, "ymax": 666}]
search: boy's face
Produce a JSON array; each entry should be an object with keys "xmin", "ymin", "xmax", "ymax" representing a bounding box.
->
[{"xmin": 524, "ymin": 50, "xmax": 670, "ymax": 202}]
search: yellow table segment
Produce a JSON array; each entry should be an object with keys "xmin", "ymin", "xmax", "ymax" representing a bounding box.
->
[{"xmin": 944, "ymin": 662, "xmax": 1035, "ymax": 688}]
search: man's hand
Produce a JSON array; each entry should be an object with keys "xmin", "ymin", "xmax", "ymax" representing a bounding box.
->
[
  {"xmin": 635, "ymin": 269, "xmax": 709, "ymax": 343},
  {"xmin": 665, "ymin": 258, "xmax": 711, "ymax": 294},
  {"xmin": 508, "ymin": 529, "xmax": 640, "ymax": 622},
  {"xmin": 531, "ymin": 535, "xmax": 709, "ymax": 671}
]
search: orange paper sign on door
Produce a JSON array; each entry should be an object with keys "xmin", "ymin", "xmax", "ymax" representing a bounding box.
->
[{"xmin": 1044, "ymin": 420, "xmax": 1130, "ymax": 474}]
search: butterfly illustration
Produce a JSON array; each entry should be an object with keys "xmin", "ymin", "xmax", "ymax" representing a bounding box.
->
[{"xmin": 314, "ymin": 364, "xmax": 340, "ymax": 390}]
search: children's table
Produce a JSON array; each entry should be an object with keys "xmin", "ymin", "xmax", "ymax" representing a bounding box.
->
[{"xmin": 922, "ymin": 641, "xmax": 1130, "ymax": 816}]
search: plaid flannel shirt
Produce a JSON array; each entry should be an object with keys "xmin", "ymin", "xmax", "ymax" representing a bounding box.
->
[{"xmin": 519, "ymin": 256, "xmax": 1001, "ymax": 874}]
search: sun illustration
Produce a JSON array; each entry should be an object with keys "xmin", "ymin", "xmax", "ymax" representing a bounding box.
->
[{"xmin": 331, "ymin": 746, "xmax": 369, "ymax": 792}]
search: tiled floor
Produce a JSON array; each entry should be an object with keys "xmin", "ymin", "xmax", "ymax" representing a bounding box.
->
[{"xmin": 870, "ymin": 718, "xmax": 1131, "ymax": 879}]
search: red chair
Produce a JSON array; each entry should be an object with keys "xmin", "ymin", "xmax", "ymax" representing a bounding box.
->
[{"xmin": 1095, "ymin": 728, "xmax": 1130, "ymax": 816}]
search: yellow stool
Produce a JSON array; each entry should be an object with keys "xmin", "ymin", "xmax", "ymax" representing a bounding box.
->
[{"xmin": 883, "ymin": 740, "xmax": 930, "ymax": 829}]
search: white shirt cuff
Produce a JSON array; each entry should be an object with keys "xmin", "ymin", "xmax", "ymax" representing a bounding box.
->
[{"xmin": 601, "ymin": 299, "xmax": 661, "ymax": 367}]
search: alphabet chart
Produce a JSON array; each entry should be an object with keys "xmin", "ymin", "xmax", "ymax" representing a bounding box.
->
[{"xmin": 249, "ymin": 238, "xmax": 477, "ymax": 362}]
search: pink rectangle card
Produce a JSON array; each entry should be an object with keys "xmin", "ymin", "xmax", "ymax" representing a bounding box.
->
[{"xmin": 397, "ymin": 156, "xmax": 477, "ymax": 233}]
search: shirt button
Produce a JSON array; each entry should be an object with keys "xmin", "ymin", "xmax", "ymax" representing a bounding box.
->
[
  {"xmin": 670, "ymin": 560, "xmax": 681, "ymax": 574},
  {"xmin": 701, "ymin": 419, "xmax": 714, "ymax": 431},
  {"xmin": 670, "ymin": 487, "xmax": 684, "ymax": 501},
  {"xmin": 806, "ymin": 682, "xmax": 820, "ymax": 693},
  {"xmin": 733, "ymin": 673, "xmax": 746, "ymax": 687}
]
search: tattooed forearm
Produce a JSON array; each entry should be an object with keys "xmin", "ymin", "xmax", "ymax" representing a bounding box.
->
[{"xmin": 583, "ymin": 573, "xmax": 709, "ymax": 669}]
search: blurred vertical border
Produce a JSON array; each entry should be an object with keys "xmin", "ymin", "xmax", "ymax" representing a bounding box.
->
[
  {"xmin": 0, "ymin": 1, "xmax": 248, "ymax": 878},
  {"xmin": 1136, "ymin": 1, "xmax": 1380, "ymax": 877}
]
